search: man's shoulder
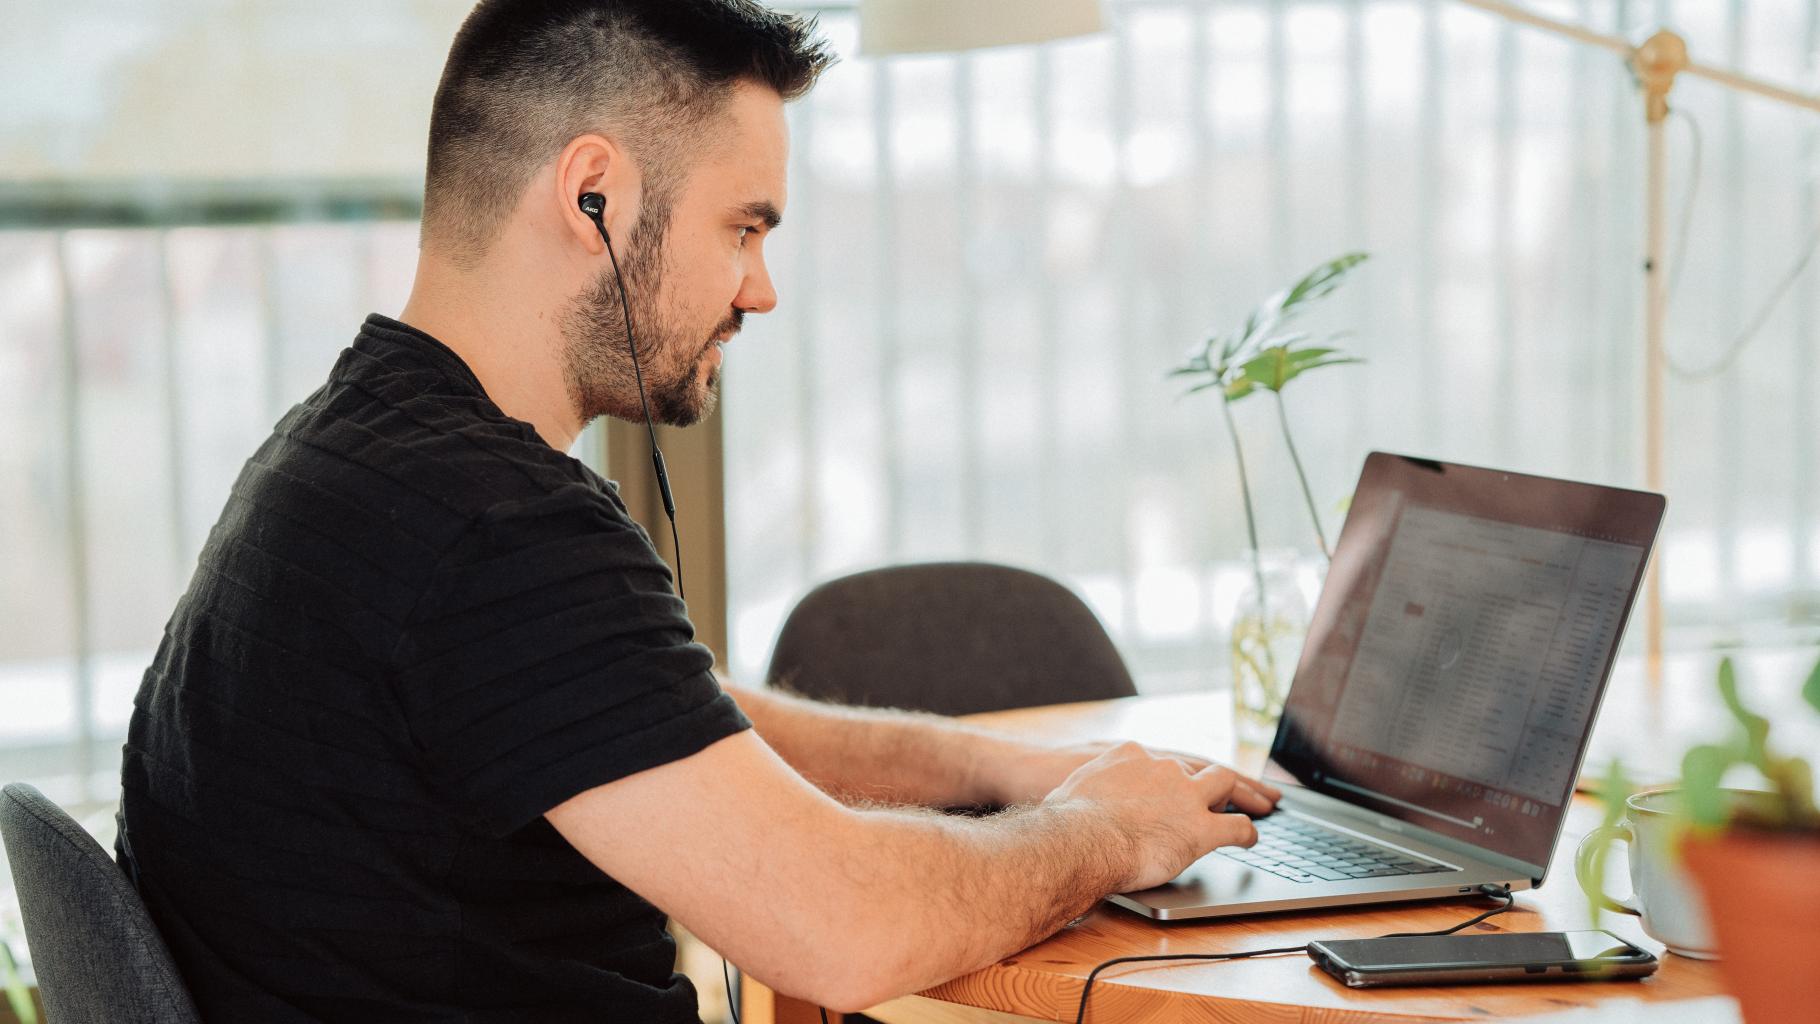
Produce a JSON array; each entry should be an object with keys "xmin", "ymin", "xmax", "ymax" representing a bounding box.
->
[{"xmin": 270, "ymin": 349, "xmax": 627, "ymax": 539}]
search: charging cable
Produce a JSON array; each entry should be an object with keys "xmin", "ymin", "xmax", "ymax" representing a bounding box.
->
[{"xmin": 1072, "ymin": 884, "xmax": 1517, "ymax": 1024}]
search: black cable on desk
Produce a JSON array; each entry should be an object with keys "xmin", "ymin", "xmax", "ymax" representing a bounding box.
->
[{"xmin": 1072, "ymin": 884, "xmax": 1516, "ymax": 1024}]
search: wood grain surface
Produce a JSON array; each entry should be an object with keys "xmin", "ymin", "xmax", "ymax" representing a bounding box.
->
[{"xmin": 857, "ymin": 693, "xmax": 1730, "ymax": 1023}]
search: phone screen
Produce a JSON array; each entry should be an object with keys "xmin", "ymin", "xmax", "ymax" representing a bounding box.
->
[{"xmin": 1318, "ymin": 930, "xmax": 1647, "ymax": 970}]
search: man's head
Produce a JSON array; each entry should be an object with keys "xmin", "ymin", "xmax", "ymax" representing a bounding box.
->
[{"xmin": 421, "ymin": 0, "xmax": 833, "ymax": 427}]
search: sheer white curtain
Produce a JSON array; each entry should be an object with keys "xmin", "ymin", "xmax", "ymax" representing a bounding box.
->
[{"xmin": 724, "ymin": 0, "xmax": 1820, "ymax": 689}]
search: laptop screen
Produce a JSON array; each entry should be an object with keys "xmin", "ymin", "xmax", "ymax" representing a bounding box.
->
[{"xmin": 1267, "ymin": 453, "xmax": 1665, "ymax": 872}]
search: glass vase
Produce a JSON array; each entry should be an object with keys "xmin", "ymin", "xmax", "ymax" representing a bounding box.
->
[{"xmin": 1230, "ymin": 551, "xmax": 1314, "ymax": 751}]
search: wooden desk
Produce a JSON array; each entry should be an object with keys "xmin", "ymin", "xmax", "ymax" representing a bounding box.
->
[{"xmin": 753, "ymin": 693, "xmax": 1730, "ymax": 1024}]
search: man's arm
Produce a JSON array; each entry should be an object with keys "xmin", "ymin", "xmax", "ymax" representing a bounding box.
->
[
  {"xmin": 724, "ymin": 682, "xmax": 1033, "ymax": 806},
  {"xmin": 546, "ymin": 729, "xmax": 1266, "ymax": 1013},
  {"xmin": 725, "ymin": 681, "xmax": 1281, "ymax": 810}
]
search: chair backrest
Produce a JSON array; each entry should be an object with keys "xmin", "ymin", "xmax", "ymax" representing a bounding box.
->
[
  {"xmin": 766, "ymin": 561, "xmax": 1138, "ymax": 717},
  {"xmin": 0, "ymin": 784, "xmax": 201, "ymax": 1024}
]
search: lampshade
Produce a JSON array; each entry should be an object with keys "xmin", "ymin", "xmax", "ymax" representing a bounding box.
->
[{"xmin": 859, "ymin": 0, "xmax": 1107, "ymax": 56}]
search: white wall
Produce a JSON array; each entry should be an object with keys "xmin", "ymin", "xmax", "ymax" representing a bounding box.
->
[{"xmin": 1, "ymin": 0, "xmax": 470, "ymax": 181}]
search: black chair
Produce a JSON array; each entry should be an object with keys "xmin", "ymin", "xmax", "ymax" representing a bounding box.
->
[
  {"xmin": 0, "ymin": 783, "xmax": 200, "ymax": 1024},
  {"xmin": 766, "ymin": 561, "xmax": 1137, "ymax": 716}
]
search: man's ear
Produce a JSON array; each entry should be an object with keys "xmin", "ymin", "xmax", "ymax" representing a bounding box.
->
[{"xmin": 553, "ymin": 133, "xmax": 631, "ymax": 253}]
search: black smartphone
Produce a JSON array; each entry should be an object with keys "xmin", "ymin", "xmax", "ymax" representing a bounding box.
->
[{"xmin": 1308, "ymin": 930, "xmax": 1658, "ymax": 988}]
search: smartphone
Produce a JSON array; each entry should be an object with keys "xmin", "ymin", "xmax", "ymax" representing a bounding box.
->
[{"xmin": 1308, "ymin": 930, "xmax": 1658, "ymax": 988}]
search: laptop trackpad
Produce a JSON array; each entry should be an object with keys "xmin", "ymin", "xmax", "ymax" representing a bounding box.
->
[{"xmin": 1144, "ymin": 855, "xmax": 1269, "ymax": 903}]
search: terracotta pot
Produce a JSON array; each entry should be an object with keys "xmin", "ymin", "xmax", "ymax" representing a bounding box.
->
[{"xmin": 1680, "ymin": 829, "xmax": 1820, "ymax": 1023}]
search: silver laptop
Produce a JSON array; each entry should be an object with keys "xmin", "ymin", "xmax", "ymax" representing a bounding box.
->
[{"xmin": 1111, "ymin": 452, "xmax": 1665, "ymax": 921}]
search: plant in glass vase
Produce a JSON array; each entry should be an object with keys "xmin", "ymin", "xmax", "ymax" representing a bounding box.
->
[{"xmin": 1169, "ymin": 252, "xmax": 1368, "ymax": 747}]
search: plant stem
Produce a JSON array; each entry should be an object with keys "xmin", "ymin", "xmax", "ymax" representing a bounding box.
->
[
  {"xmin": 1273, "ymin": 390, "xmax": 1331, "ymax": 561},
  {"xmin": 1220, "ymin": 398, "xmax": 1268, "ymax": 609}
]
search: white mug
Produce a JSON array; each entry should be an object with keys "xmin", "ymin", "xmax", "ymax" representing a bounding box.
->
[{"xmin": 1573, "ymin": 788, "xmax": 1718, "ymax": 959}]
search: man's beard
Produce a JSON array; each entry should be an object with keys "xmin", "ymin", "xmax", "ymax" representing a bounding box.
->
[{"xmin": 559, "ymin": 204, "xmax": 734, "ymax": 429}]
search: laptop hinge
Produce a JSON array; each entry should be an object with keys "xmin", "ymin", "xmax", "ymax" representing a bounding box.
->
[{"xmin": 1282, "ymin": 786, "xmax": 1547, "ymax": 881}]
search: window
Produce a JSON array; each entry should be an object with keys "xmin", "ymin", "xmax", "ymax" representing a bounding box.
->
[{"xmin": 725, "ymin": 0, "xmax": 1820, "ymax": 688}]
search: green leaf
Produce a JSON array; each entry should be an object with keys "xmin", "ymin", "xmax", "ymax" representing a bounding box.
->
[
  {"xmin": 1761, "ymin": 755, "xmax": 1814, "ymax": 828},
  {"xmin": 0, "ymin": 939, "xmax": 36, "ymax": 1024},
  {"xmin": 1253, "ymin": 330, "xmax": 1312, "ymax": 352},
  {"xmin": 1582, "ymin": 759, "xmax": 1632, "ymax": 928},
  {"xmin": 1681, "ymin": 743, "xmax": 1737, "ymax": 830},
  {"xmin": 1239, "ymin": 349, "xmax": 1291, "ymax": 392},
  {"xmin": 1280, "ymin": 252, "xmax": 1370, "ymax": 311},
  {"xmin": 1803, "ymin": 654, "xmax": 1820, "ymax": 715},
  {"xmin": 1715, "ymin": 657, "xmax": 1772, "ymax": 768},
  {"xmin": 1240, "ymin": 309, "xmax": 1262, "ymax": 344},
  {"xmin": 1173, "ymin": 251, "xmax": 1368, "ymax": 405},
  {"xmin": 1285, "ymin": 355, "xmax": 1364, "ymax": 376},
  {"xmin": 1283, "ymin": 345, "xmax": 1342, "ymax": 364},
  {"xmin": 1233, "ymin": 346, "xmax": 1364, "ymax": 395},
  {"xmin": 1590, "ymin": 758, "xmax": 1633, "ymax": 812}
]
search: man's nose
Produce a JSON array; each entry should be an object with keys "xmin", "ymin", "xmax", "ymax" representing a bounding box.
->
[{"xmin": 737, "ymin": 259, "xmax": 778, "ymax": 314}]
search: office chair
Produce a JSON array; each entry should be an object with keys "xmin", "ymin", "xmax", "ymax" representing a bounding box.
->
[
  {"xmin": 0, "ymin": 783, "xmax": 201, "ymax": 1024},
  {"xmin": 766, "ymin": 561, "xmax": 1137, "ymax": 716},
  {"xmin": 763, "ymin": 562, "xmax": 1137, "ymax": 1022}
]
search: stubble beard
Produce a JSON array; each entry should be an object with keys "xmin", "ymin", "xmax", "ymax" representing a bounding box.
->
[{"xmin": 559, "ymin": 203, "xmax": 725, "ymax": 429}]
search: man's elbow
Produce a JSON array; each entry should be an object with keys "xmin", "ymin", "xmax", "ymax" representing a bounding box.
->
[
  {"xmin": 763, "ymin": 914, "xmax": 935, "ymax": 1013},
  {"xmin": 804, "ymin": 962, "xmax": 918, "ymax": 1017},
  {"xmin": 753, "ymin": 959, "xmax": 897, "ymax": 1017}
]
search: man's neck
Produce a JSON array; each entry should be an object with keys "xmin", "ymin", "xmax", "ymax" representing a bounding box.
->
[{"xmin": 398, "ymin": 264, "xmax": 582, "ymax": 453}]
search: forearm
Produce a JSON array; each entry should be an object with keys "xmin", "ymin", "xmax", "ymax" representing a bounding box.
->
[
  {"xmin": 829, "ymin": 798, "xmax": 1129, "ymax": 1008},
  {"xmin": 726, "ymin": 683, "xmax": 1037, "ymax": 807}
]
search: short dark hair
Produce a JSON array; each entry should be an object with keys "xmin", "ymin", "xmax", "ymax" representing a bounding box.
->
[{"xmin": 422, "ymin": 0, "xmax": 833, "ymax": 264}]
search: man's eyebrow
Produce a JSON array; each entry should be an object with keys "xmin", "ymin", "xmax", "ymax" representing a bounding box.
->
[{"xmin": 735, "ymin": 200, "xmax": 782, "ymax": 230}]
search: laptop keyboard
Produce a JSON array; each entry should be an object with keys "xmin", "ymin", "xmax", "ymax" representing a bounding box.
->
[{"xmin": 1218, "ymin": 814, "xmax": 1454, "ymax": 884}]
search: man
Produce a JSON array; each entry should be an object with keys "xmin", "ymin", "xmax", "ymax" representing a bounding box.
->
[{"xmin": 119, "ymin": 1, "xmax": 1277, "ymax": 1020}]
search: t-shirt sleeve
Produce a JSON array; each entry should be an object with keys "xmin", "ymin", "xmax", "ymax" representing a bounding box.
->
[{"xmin": 392, "ymin": 480, "xmax": 750, "ymax": 837}]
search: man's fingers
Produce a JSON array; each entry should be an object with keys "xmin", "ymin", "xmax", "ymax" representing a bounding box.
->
[
  {"xmin": 1186, "ymin": 762, "xmax": 1280, "ymax": 817},
  {"xmin": 1211, "ymin": 811, "xmax": 1259, "ymax": 848},
  {"xmin": 1147, "ymin": 745, "xmax": 1280, "ymax": 803},
  {"xmin": 1226, "ymin": 779, "xmax": 1277, "ymax": 816},
  {"xmin": 1189, "ymin": 763, "xmax": 1241, "ymax": 808},
  {"xmin": 1249, "ymin": 775, "xmax": 1284, "ymax": 802}
]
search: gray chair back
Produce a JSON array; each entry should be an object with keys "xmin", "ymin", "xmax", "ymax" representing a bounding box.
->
[
  {"xmin": 0, "ymin": 783, "xmax": 201, "ymax": 1024},
  {"xmin": 766, "ymin": 562, "xmax": 1137, "ymax": 717}
]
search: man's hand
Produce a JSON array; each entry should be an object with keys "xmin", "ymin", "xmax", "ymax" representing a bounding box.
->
[
  {"xmin": 1043, "ymin": 741, "xmax": 1269, "ymax": 892},
  {"xmin": 983, "ymin": 738, "xmax": 1282, "ymax": 812}
]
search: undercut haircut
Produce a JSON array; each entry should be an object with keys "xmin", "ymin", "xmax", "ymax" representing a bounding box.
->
[{"xmin": 423, "ymin": 0, "xmax": 833, "ymax": 265}]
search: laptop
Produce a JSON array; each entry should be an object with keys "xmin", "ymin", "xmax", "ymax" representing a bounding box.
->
[{"xmin": 1110, "ymin": 452, "xmax": 1665, "ymax": 921}]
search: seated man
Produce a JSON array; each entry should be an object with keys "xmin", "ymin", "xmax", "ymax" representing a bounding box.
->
[{"xmin": 117, "ymin": 1, "xmax": 1275, "ymax": 1020}]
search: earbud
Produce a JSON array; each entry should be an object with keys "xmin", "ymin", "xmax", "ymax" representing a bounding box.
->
[{"xmin": 578, "ymin": 192, "xmax": 606, "ymax": 223}]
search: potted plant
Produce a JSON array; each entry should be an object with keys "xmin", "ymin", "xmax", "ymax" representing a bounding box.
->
[
  {"xmin": 1676, "ymin": 655, "xmax": 1820, "ymax": 1021},
  {"xmin": 1586, "ymin": 654, "xmax": 1820, "ymax": 1022},
  {"xmin": 1168, "ymin": 253, "xmax": 1367, "ymax": 744}
]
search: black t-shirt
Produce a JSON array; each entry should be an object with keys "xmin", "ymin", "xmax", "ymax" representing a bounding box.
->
[{"xmin": 118, "ymin": 313, "xmax": 750, "ymax": 1022}]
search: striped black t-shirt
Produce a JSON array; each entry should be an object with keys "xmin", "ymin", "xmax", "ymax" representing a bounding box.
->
[{"xmin": 118, "ymin": 313, "xmax": 749, "ymax": 1022}]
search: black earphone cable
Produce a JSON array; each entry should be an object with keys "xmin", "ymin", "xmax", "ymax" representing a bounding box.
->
[
  {"xmin": 585, "ymin": 195, "xmax": 686, "ymax": 602},
  {"xmin": 1071, "ymin": 884, "xmax": 1515, "ymax": 1024},
  {"xmin": 584, "ymin": 195, "xmax": 720, "ymax": 1015}
]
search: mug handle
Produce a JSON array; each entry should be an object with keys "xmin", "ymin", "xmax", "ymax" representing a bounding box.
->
[{"xmin": 1574, "ymin": 824, "xmax": 1643, "ymax": 916}]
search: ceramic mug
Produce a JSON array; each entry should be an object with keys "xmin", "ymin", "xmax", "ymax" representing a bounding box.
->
[{"xmin": 1574, "ymin": 788, "xmax": 1718, "ymax": 959}]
